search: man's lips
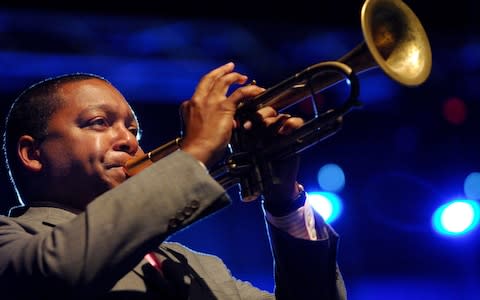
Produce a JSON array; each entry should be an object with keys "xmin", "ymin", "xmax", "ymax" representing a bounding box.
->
[
  {"xmin": 105, "ymin": 156, "xmax": 136, "ymax": 177},
  {"xmin": 105, "ymin": 165, "xmax": 128, "ymax": 181},
  {"xmin": 105, "ymin": 157, "xmax": 130, "ymax": 169},
  {"xmin": 105, "ymin": 163, "xmax": 125, "ymax": 169}
]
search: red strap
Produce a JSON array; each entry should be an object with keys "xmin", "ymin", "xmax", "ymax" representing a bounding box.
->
[{"xmin": 144, "ymin": 252, "xmax": 163, "ymax": 274}]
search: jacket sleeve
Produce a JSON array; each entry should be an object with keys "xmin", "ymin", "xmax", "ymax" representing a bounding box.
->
[
  {"xmin": 0, "ymin": 150, "xmax": 230, "ymax": 299},
  {"xmin": 266, "ymin": 212, "xmax": 347, "ymax": 300}
]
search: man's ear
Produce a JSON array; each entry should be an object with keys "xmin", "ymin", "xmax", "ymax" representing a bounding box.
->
[{"xmin": 17, "ymin": 135, "xmax": 43, "ymax": 172}]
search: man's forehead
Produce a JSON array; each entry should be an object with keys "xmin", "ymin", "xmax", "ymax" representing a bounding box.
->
[
  {"xmin": 54, "ymin": 81, "xmax": 137, "ymax": 122},
  {"xmin": 59, "ymin": 80, "xmax": 125, "ymax": 107}
]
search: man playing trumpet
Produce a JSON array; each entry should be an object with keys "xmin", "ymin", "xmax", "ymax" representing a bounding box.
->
[{"xmin": 0, "ymin": 62, "xmax": 345, "ymax": 299}]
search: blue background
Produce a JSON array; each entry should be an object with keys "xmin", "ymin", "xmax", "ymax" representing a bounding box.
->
[{"xmin": 0, "ymin": 1, "xmax": 479, "ymax": 298}]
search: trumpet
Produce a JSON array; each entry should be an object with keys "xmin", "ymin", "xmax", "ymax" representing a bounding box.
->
[{"xmin": 124, "ymin": 0, "xmax": 432, "ymax": 201}]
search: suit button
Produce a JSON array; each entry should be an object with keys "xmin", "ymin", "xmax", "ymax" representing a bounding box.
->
[
  {"xmin": 168, "ymin": 218, "xmax": 180, "ymax": 229},
  {"xmin": 184, "ymin": 207, "xmax": 194, "ymax": 216},
  {"xmin": 190, "ymin": 200, "xmax": 200, "ymax": 209},
  {"xmin": 175, "ymin": 211, "xmax": 186, "ymax": 221}
]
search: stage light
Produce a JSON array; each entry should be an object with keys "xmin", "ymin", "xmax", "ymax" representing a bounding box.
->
[
  {"xmin": 432, "ymin": 199, "xmax": 480, "ymax": 237},
  {"xmin": 317, "ymin": 163, "xmax": 345, "ymax": 192},
  {"xmin": 464, "ymin": 172, "xmax": 480, "ymax": 200},
  {"xmin": 442, "ymin": 96, "xmax": 467, "ymax": 125},
  {"xmin": 307, "ymin": 191, "xmax": 343, "ymax": 223}
]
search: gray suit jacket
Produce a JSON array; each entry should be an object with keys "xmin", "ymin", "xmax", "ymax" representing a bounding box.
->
[{"xmin": 0, "ymin": 151, "xmax": 346, "ymax": 299}]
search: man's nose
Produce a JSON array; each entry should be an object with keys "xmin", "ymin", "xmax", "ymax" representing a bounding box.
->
[{"xmin": 112, "ymin": 126, "xmax": 139, "ymax": 155}]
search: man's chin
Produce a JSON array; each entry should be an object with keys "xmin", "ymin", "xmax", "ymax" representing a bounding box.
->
[{"xmin": 104, "ymin": 168, "xmax": 128, "ymax": 188}]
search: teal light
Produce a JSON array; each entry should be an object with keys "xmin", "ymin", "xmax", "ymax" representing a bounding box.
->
[
  {"xmin": 308, "ymin": 192, "xmax": 343, "ymax": 223},
  {"xmin": 432, "ymin": 200, "xmax": 480, "ymax": 237}
]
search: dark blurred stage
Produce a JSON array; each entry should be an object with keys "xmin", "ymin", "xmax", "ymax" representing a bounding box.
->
[{"xmin": 0, "ymin": 1, "xmax": 479, "ymax": 299}]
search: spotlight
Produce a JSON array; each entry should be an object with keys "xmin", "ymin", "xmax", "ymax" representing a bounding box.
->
[
  {"xmin": 307, "ymin": 192, "xmax": 343, "ymax": 223},
  {"xmin": 432, "ymin": 199, "xmax": 480, "ymax": 237}
]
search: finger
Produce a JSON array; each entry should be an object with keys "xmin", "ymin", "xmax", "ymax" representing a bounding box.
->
[
  {"xmin": 208, "ymin": 71, "xmax": 248, "ymax": 101},
  {"xmin": 243, "ymin": 110, "xmax": 291, "ymax": 132},
  {"xmin": 278, "ymin": 116, "xmax": 304, "ymax": 135},
  {"xmin": 228, "ymin": 84, "xmax": 265, "ymax": 107},
  {"xmin": 255, "ymin": 106, "xmax": 278, "ymax": 119},
  {"xmin": 263, "ymin": 113, "xmax": 292, "ymax": 127},
  {"xmin": 264, "ymin": 114, "xmax": 292, "ymax": 133},
  {"xmin": 261, "ymin": 114, "xmax": 303, "ymax": 134},
  {"xmin": 193, "ymin": 62, "xmax": 236, "ymax": 100}
]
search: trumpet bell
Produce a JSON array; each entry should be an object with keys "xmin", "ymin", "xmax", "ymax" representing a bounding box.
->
[{"xmin": 361, "ymin": 0, "xmax": 432, "ymax": 86}]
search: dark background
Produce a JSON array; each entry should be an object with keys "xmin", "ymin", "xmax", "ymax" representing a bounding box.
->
[{"xmin": 0, "ymin": 1, "xmax": 479, "ymax": 298}]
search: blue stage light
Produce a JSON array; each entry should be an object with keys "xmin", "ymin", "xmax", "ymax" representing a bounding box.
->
[
  {"xmin": 317, "ymin": 163, "xmax": 345, "ymax": 192},
  {"xmin": 432, "ymin": 200, "xmax": 480, "ymax": 236},
  {"xmin": 464, "ymin": 172, "xmax": 480, "ymax": 200},
  {"xmin": 307, "ymin": 191, "xmax": 343, "ymax": 223}
]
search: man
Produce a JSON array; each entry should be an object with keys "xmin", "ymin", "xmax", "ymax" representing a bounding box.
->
[{"xmin": 0, "ymin": 62, "xmax": 345, "ymax": 299}]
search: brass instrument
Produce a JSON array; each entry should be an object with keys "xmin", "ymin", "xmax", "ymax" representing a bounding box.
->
[{"xmin": 124, "ymin": 0, "xmax": 432, "ymax": 201}]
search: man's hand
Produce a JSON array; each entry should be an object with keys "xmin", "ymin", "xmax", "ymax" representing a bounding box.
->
[
  {"xmin": 247, "ymin": 106, "xmax": 305, "ymax": 216},
  {"xmin": 180, "ymin": 62, "xmax": 265, "ymax": 168}
]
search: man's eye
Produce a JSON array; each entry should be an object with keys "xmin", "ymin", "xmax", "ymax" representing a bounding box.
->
[
  {"xmin": 90, "ymin": 118, "xmax": 109, "ymax": 128},
  {"xmin": 129, "ymin": 127, "xmax": 141, "ymax": 139}
]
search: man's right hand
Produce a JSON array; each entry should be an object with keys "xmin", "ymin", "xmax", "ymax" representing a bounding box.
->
[{"xmin": 180, "ymin": 62, "xmax": 265, "ymax": 168}]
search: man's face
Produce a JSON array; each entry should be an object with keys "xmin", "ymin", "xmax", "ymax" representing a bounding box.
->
[{"xmin": 37, "ymin": 78, "xmax": 141, "ymax": 206}]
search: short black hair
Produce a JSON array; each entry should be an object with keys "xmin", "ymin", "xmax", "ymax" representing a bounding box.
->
[{"xmin": 2, "ymin": 73, "xmax": 109, "ymax": 204}]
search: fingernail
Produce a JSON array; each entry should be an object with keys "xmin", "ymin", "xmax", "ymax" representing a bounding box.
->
[{"xmin": 243, "ymin": 120, "xmax": 252, "ymax": 129}]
